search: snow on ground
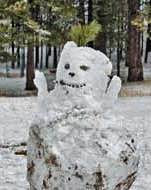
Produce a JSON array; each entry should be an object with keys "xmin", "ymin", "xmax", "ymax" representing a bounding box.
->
[
  {"xmin": 0, "ymin": 77, "xmax": 25, "ymax": 95},
  {"xmin": 113, "ymin": 97, "xmax": 151, "ymax": 190},
  {"xmin": 0, "ymin": 70, "xmax": 55, "ymax": 97},
  {"xmin": 0, "ymin": 97, "xmax": 37, "ymax": 190},
  {"xmin": 0, "ymin": 96, "xmax": 151, "ymax": 189}
]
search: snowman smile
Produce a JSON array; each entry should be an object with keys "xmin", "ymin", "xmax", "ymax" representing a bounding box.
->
[{"xmin": 56, "ymin": 80, "xmax": 86, "ymax": 88}]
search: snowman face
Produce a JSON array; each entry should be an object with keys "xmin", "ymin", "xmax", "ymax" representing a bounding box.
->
[
  {"xmin": 56, "ymin": 42, "xmax": 112, "ymax": 99},
  {"xmin": 56, "ymin": 49, "xmax": 91, "ymax": 89}
]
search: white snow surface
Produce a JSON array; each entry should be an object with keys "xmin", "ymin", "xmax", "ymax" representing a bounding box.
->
[
  {"xmin": 28, "ymin": 108, "xmax": 139, "ymax": 189},
  {"xmin": 0, "ymin": 97, "xmax": 37, "ymax": 190},
  {"xmin": 0, "ymin": 96, "xmax": 151, "ymax": 189}
]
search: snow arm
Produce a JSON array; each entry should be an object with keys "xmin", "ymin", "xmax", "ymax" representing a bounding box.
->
[
  {"xmin": 34, "ymin": 70, "xmax": 49, "ymax": 97},
  {"xmin": 103, "ymin": 76, "xmax": 121, "ymax": 109},
  {"xmin": 106, "ymin": 75, "xmax": 121, "ymax": 99}
]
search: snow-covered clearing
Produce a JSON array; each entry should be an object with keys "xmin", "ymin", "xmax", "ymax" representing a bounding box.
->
[
  {"xmin": 0, "ymin": 96, "xmax": 151, "ymax": 189},
  {"xmin": 0, "ymin": 97, "xmax": 36, "ymax": 190}
]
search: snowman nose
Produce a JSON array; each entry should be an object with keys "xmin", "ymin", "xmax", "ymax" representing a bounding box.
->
[{"xmin": 69, "ymin": 72, "xmax": 75, "ymax": 77}]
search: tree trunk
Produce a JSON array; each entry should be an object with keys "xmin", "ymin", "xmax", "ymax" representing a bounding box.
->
[
  {"xmin": 35, "ymin": 40, "xmax": 39, "ymax": 69},
  {"xmin": 127, "ymin": 0, "xmax": 143, "ymax": 81},
  {"xmin": 53, "ymin": 46, "xmax": 57, "ymax": 69},
  {"xmin": 95, "ymin": 0, "xmax": 107, "ymax": 54},
  {"xmin": 144, "ymin": 37, "xmax": 151, "ymax": 63},
  {"xmin": 87, "ymin": 0, "xmax": 93, "ymax": 47},
  {"xmin": 141, "ymin": 32, "xmax": 143, "ymax": 56},
  {"xmin": 116, "ymin": 3, "xmax": 124, "ymax": 77},
  {"xmin": 34, "ymin": 4, "xmax": 40, "ymax": 69},
  {"xmin": 88, "ymin": 0, "xmax": 93, "ymax": 23},
  {"xmin": 17, "ymin": 46, "xmax": 20, "ymax": 68},
  {"xmin": 95, "ymin": 32, "xmax": 107, "ymax": 54},
  {"xmin": 144, "ymin": 0, "xmax": 151, "ymax": 63},
  {"xmin": 46, "ymin": 46, "xmax": 51, "ymax": 69},
  {"xmin": 40, "ymin": 40, "xmax": 43, "ymax": 69},
  {"xmin": 25, "ymin": 44, "xmax": 37, "ymax": 90},
  {"xmin": 117, "ymin": 45, "xmax": 121, "ymax": 77},
  {"xmin": 25, "ymin": 0, "xmax": 37, "ymax": 89},
  {"xmin": 78, "ymin": 0, "xmax": 85, "ymax": 24},
  {"xmin": 20, "ymin": 46, "xmax": 25, "ymax": 77},
  {"xmin": 11, "ymin": 19, "xmax": 15, "ymax": 69}
]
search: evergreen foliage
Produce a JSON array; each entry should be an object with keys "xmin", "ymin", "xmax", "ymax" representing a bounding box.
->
[
  {"xmin": 0, "ymin": 0, "xmax": 150, "ymax": 82},
  {"xmin": 69, "ymin": 20, "xmax": 101, "ymax": 46}
]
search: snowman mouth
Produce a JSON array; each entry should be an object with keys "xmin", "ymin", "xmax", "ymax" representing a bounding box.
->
[{"xmin": 56, "ymin": 80, "xmax": 86, "ymax": 88}]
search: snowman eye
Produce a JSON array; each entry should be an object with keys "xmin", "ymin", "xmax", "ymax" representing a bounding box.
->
[
  {"xmin": 64, "ymin": 63, "xmax": 70, "ymax": 70},
  {"xmin": 80, "ymin": 65, "xmax": 90, "ymax": 71}
]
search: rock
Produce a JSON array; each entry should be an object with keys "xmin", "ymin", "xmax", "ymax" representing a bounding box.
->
[
  {"xmin": 14, "ymin": 149, "xmax": 27, "ymax": 156},
  {"xmin": 27, "ymin": 41, "xmax": 139, "ymax": 190}
]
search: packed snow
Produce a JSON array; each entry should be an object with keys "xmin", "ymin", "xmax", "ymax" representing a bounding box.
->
[
  {"xmin": 0, "ymin": 96, "xmax": 151, "ymax": 189},
  {"xmin": 0, "ymin": 97, "xmax": 36, "ymax": 190}
]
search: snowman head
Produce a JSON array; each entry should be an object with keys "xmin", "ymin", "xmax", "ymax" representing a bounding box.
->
[{"xmin": 56, "ymin": 41, "xmax": 112, "ymax": 101}]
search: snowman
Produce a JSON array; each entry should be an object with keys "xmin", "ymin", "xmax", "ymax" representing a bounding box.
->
[
  {"xmin": 27, "ymin": 42, "xmax": 139, "ymax": 190},
  {"xmin": 34, "ymin": 41, "xmax": 121, "ymax": 116}
]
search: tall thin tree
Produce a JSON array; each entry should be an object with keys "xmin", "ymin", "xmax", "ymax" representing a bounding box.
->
[
  {"xmin": 87, "ymin": 0, "xmax": 93, "ymax": 47},
  {"xmin": 26, "ymin": 42, "xmax": 37, "ymax": 90},
  {"xmin": 144, "ymin": 0, "xmax": 151, "ymax": 63},
  {"xmin": 78, "ymin": 0, "xmax": 85, "ymax": 24},
  {"xmin": 25, "ymin": 0, "xmax": 37, "ymax": 90},
  {"xmin": 95, "ymin": 0, "xmax": 107, "ymax": 54},
  {"xmin": 127, "ymin": 0, "xmax": 143, "ymax": 81},
  {"xmin": 11, "ymin": 19, "xmax": 15, "ymax": 69}
]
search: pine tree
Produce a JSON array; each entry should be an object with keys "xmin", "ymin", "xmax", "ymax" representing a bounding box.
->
[{"xmin": 127, "ymin": 0, "xmax": 144, "ymax": 81}]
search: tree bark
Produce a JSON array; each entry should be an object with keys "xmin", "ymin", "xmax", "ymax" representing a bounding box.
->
[
  {"xmin": 25, "ymin": 0, "xmax": 37, "ymax": 90},
  {"xmin": 144, "ymin": 0, "xmax": 151, "ymax": 63},
  {"xmin": 95, "ymin": 32, "xmax": 107, "ymax": 54},
  {"xmin": 127, "ymin": 0, "xmax": 143, "ymax": 81},
  {"xmin": 78, "ymin": 0, "xmax": 85, "ymax": 24},
  {"xmin": 40, "ymin": 40, "xmax": 43, "ymax": 69},
  {"xmin": 17, "ymin": 46, "xmax": 20, "ymax": 68},
  {"xmin": 144, "ymin": 37, "xmax": 151, "ymax": 63},
  {"xmin": 94, "ymin": 0, "xmax": 107, "ymax": 54},
  {"xmin": 25, "ymin": 44, "xmax": 37, "ymax": 90},
  {"xmin": 20, "ymin": 46, "xmax": 25, "ymax": 77},
  {"xmin": 34, "ymin": 4, "xmax": 40, "ymax": 69},
  {"xmin": 88, "ymin": 0, "xmax": 93, "ymax": 23},
  {"xmin": 46, "ymin": 46, "xmax": 51, "ymax": 69},
  {"xmin": 53, "ymin": 46, "xmax": 57, "ymax": 69},
  {"xmin": 11, "ymin": 19, "xmax": 15, "ymax": 69},
  {"xmin": 35, "ymin": 39, "xmax": 39, "ymax": 69},
  {"xmin": 87, "ymin": 0, "xmax": 93, "ymax": 47}
]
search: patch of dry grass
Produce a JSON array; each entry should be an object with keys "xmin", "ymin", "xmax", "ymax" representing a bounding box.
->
[
  {"xmin": 0, "ymin": 89, "xmax": 37, "ymax": 97},
  {"xmin": 120, "ymin": 80, "xmax": 151, "ymax": 97},
  {"xmin": 0, "ymin": 72, "xmax": 20, "ymax": 78}
]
